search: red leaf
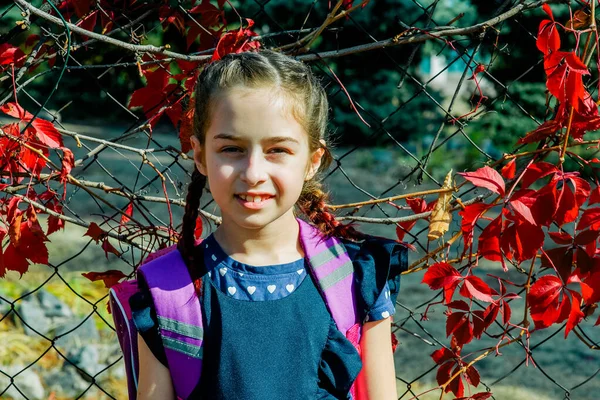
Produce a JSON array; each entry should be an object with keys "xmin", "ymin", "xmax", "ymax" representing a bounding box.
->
[
  {"xmin": 84, "ymin": 222, "xmax": 105, "ymax": 243},
  {"xmin": 446, "ymin": 311, "xmax": 468, "ymax": 337},
  {"xmin": 531, "ymin": 183, "xmax": 558, "ymax": 226},
  {"xmin": 455, "ymin": 393, "xmax": 493, "ymax": 400},
  {"xmin": 577, "ymin": 208, "xmax": 600, "ymax": 231},
  {"xmin": 195, "ymin": 216, "xmax": 203, "ymax": 241},
  {"xmin": 431, "ymin": 347, "xmax": 455, "ymax": 365},
  {"xmin": 422, "ymin": 262, "xmax": 462, "ymax": 303},
  {"xmin": 2, "ymin": 243, "xmax": 30, "ymax": 277},
  {"xmin": 449, "ymin": 364, "xmax": 465, "ymax": 398},
  {"xmin": 565, "ymin": 291, "xmax": 584, "ymax": 338},
  {"xmin": 76, "ymin": 10, "xmax": 98, "ymax": 41},
  {"xmin": 0, "ymin": 44, "xmax": 26, "ymax": 67},
  {"xmin": 47, "ymin": 214, "xmax": 65, "ymax": 236},
  {"xmin": 458, "ymin": 166, "xmax": 505, "ymax": 196},
  {"xmin": 548, "ymin": 231, "xmax": 573, "ymax": 245},
  {"xmin": 396, "ymin": 222, "xmax": 415, "ymax": 241},
  {"xmin": 436, "ymin": 362, "xmax": 454, "ymax": 393},
  {"xmin": 542, "ymin": 247, "xmax": 574, "ymax": 283},
  {"xmin": 120, "ymin": 202, "xmax": 134, "ymax": 226},
  {"xmin": 545, "ymin": 52, "xmax": 590, "ymax": 109},
  {"xmin": 536, "ymin": 17, "xmax": 560, "ymax": 55},
  {"xmin": 459, "ymin": 276, "xmax": 496, "ymax": 302},
  {"xmin": 529, "ymin": 275, "xmax": 563, "ymax": 310},
  {"xmin": 521, "ymin": 162, "xmax": 558, "ymax": 188},
  {"xmin": 590, "ymin": 186, "xmax": 600, "ymax": 205},
  {"xmin": 574, "ymin": 229, "xmax": 600, "ymax": 246},
  {"xmin": 101, "ymin": 238, "xmax": 121, "ymax": 259},
  {"xmin": 59, "ymin": 147, "xmax": 74, "ymax": 188},
  {"xmin": 504, "ymin": 221, "xmax": 545, "ymax": 263},
  {"xmin": 583, "ymin": 269, "xmax": 600, "ymax": 304},
  {"xmin": 554, "ymin": 182, "xmax": 578, "ymax": 226},
  {"xmin": 518, "ymin": 119, "xmax": 562, "ymax": 144},
  {"xmin": 542, "ymin": 3, "xmax": 555, "ymax": 20},
  {"xmin": 212, "ymin": 18, "xmax": 260, "ymax": 61},
  {"xmin": 1, "ymin": 102, "xmax": 33, "ymax": 120},
  {"xmin": 509, "ymin": 199, "xmax": 537, "ymax": 226},
  {"xmin": 459, "ymin": 203, "xmax": 492, "ymax": 248},
  {"xmin": 478, "ymin": 215, "xmax": 504, "ymax": 266},
  {"xmin": 464, "ymin": 364, "xmax": 481, "ymax": 387},
  {"xmin": 82, "ymin": 270, "xmax": 126, "ymax": 288},
  {"xmin": 500, "ymin": 158, "xmax": 516, "ymax": 179}
]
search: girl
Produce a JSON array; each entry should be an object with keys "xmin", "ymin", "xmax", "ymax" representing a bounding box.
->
[{"xmin": 130, "ymin": 49, "xmax": 407, "ymax": 400}]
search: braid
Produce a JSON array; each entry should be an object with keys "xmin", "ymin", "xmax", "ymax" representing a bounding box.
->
[
  {"xmin": 297, "ymin": 180, "xmax": 365, "ymax": 242},
  {"xmin": 177, "ymin": 168, "xmax": 207, "ymax": 297}
]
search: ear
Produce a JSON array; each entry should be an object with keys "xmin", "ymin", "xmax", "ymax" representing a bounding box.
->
[
  {"xmin": 305, "ymin": 144, "xmax": 325, "ymax": 181},
  {"xmin": 190, "ymin": 136, "xmax": 207, "ymax": 176}
]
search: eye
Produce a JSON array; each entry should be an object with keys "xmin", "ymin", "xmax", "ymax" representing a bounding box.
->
[
  {"xmin": 268, "ymin": 147, "xmax": 291, "ymax": 154},
  {"xmin": 220, "ymin": 146, "xmax": 242, "ymax": 153}
]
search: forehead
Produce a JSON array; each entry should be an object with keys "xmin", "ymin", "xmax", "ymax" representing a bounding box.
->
[{"xmin": 207, "ymin": 87, "xmax": 307, "ymax": 143}]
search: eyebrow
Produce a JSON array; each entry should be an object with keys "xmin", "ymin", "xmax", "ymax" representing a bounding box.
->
[{"xmin": 213, "ymin": 133, "xmax": 300, "ymax": 145}]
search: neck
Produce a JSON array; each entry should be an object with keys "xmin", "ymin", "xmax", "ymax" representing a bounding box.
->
[{"xmin": 212, "ymin": 211, "xmax": 304, "ymax": 265}]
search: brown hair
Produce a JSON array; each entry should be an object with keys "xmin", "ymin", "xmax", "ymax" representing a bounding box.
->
[{"xmin": 178, "ymin": 50, "xmax": 364, "ymax": 291}]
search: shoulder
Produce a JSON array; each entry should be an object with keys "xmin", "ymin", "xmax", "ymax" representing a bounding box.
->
[
  {"xmin": 339, "ymin": 234, "xmax": 409, "ymax": 276},
  {"xmin": 337, "ymin": 234, "xmax": 409, "ymax": 322},
  {"xmin": 137, "ymin": 245, "xmax": 197, "ymax": 291}
]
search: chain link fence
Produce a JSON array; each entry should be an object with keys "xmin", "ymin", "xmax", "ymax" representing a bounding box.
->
[{"xmin": 1, "ymin": 0, "xmax": 599, "ymax": 399}]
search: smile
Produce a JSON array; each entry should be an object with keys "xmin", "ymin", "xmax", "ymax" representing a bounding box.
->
[{"xmin": 234, "ymin": 194, "xmax": 274, "ymax": 210}]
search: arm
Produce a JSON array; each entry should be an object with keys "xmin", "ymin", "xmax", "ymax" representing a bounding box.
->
[
  {"xmin": 136, "ymin": 332, "xmax": 176, "ymax": 400},
  {"xmin": 356, "ymin": 317, "xmax": 397, "ymax": 400}
]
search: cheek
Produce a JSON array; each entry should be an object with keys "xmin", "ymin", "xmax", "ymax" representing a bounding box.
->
[{"xmin": 205, "ymin": 155, "xmax": 235, "ymax": 179}]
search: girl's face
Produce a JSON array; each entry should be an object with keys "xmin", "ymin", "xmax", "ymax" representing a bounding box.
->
[{"xmin": 190, "ymin": 87, "xmax": 324, "ymax": 231}]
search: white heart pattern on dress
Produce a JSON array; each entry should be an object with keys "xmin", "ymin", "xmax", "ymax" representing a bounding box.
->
[
  {"xmin": 211, "ymin": 254, "xmax": 217, "ymax": 261},
  {"xmin": 286, "ymin": 284, "xmax": 294, "ymax": 293},
  {"xmin": 267, "ymin": 285, "xmax": 276, "ymax": 293},
  {"xmin": 296, "ymin": 269, "xmax": 304, "ymax": 275},
  {"xmin": 385, "ymin": 290, "xmax": 389, "ymax": 299},
  {"xmin": 228, "ymin": 287, "xmax": 237, "ymax": 295},
  {"xmin": 219, "ymin": 267, "xmax": 228, "ymax": 276},
  {"xmin": 208, "ymin": 271, "xmax": 212, "ymax": 278},
  {"xmin": 381, "ymin": 311, "xmax": 390, "ymax": 318},
  {"xmin": 247, "ymin": 286, "xmax": 256, "ymax": 295},
  {"xmin": 238, "ymin": 272, "xmax": 244, "ymax": 277}
]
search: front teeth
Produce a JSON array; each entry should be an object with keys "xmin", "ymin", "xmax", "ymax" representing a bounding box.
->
[{"xmin": 239, "ymin": 195, "xmax": 266, "ymax": 203}]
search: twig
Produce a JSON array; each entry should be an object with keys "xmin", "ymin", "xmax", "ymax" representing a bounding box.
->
[
  {"xmin": 15, "ymin": 0, "xmax": 550, "ymax": 63},
  {"xmin": 0, "ymin": 171, "xmax": 222, "ymax": 225},
  {"xmin": 327, "ymin": 187, "xmax": 456, "ymax": 211}
]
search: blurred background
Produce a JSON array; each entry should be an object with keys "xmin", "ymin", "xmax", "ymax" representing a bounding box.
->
[{"xmin": 1, "ymin": 0, "xmax": 599, "ymax": 399}]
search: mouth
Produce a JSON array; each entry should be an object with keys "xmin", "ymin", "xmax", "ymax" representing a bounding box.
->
[{"xmin": 234, "ymin": 194, "xmax": 275, "ymax": 209}]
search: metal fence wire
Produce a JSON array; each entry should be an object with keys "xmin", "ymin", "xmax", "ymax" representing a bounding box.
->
[{"xmin": 1, "ymin": 0, "xmax": 599, "ymax": 399}]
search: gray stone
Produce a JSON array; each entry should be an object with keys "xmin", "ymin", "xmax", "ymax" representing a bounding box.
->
[
  {"xmin": 43, "ymin": 365, "xmax": 91, "ymax": 399},
  {"xmin": 37, "ymin": 289, "xmax": 72, "ymax": 318},
  {"xmin": 0, "ymin": 297, "xmax": 13, "ymax": 319},
  {"xmin": 54, "ymin": 316, "xmax": 100, "ymax": 349},
  {"xmin": 66, "ymin": 345, "xmax": 106, "ymax": 381},
  {"xmin": 15, "ymin": 298, "xmax": 51, "ymax": 337},
  {"xmin": 0, "ymin": 365, "xmax": 45, "ymax": 400}
]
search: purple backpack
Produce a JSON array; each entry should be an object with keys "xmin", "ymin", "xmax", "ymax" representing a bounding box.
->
[{"xmin": 109, "ymin": 218, "xmax": 371, "ymax": 399}]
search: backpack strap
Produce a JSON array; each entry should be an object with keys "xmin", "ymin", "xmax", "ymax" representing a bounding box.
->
[
  {"xmin": 138, "ymin": 246, "xmax": 205, "ymax": 400},
  {"xmin": 297, "ymin": 218, "xmax": 359, "ymax": 336},
  {"xmin": 108, "ymin": 280, "xmax": 141, "ymax": 400}
]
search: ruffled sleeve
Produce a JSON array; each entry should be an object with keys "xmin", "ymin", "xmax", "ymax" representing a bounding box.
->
[
  {"xmin": 341, "ymin": 236, "xmax": 409, "ymax": 323},
  {"xmin": 317, "ymin": 320, "xmax": 362, "ymax": 399}
]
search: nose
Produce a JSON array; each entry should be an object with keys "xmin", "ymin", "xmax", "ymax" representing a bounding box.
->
[{"xmin": 240, "ymin": 148, "xmax": 268, "ymax": 186}]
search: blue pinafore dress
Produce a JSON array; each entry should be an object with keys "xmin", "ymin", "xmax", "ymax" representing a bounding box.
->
[{"xmin": 131, "ymin": 233, "xmax": 407, "ymax": 399}]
